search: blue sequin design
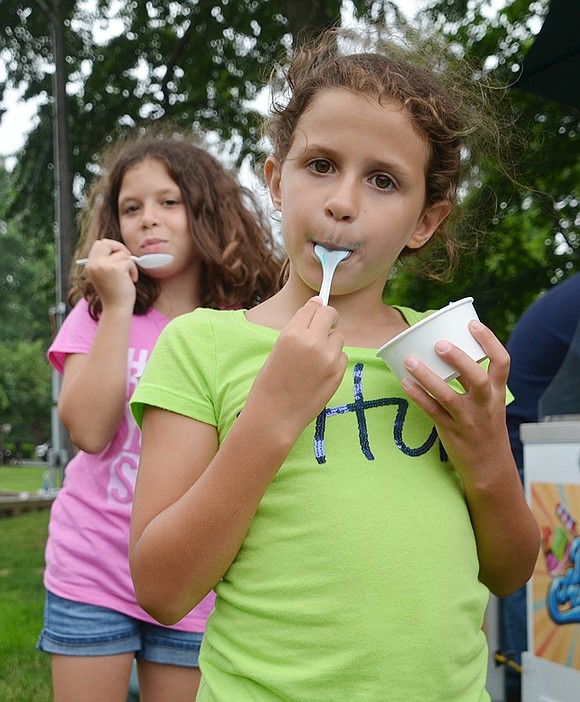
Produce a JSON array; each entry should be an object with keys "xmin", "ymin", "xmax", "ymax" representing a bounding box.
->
[{"xmin": 314, "ymin": 363, "xmax": 440, "ymax": 465}]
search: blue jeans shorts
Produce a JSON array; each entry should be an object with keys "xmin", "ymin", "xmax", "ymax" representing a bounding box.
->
[{"xmin": 37, "ymin": 591, "xmax": 202, "ymax": 667}]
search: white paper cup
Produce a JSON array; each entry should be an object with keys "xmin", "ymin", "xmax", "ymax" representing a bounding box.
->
[{"xmin": 376, "ymin": 297, "xmax": 487, "ymax": 383}]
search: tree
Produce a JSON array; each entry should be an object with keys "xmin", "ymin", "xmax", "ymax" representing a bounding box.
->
[
  {"xmin": 0, "ymin": 340, "xmax": 52, "ymax": 446},
  {"xmin": 385, "ymin": 0, "xmax": 580, "ymax": 340},
  {"xmin": 0, "ymin": 159, "xmax": 53, "ymax": 445},
  {"xmin": 0, "ymin": 160, "xmax": 54, "ymax": 344}
]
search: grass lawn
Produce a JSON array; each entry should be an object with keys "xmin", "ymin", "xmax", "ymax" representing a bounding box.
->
[
  {"xmin": 0, "ymin": 509, "xmax": 52, "ymax": 702},
  {"xmin": 0, "ymin": 465, "xmax": 61, "ymax": 493}
]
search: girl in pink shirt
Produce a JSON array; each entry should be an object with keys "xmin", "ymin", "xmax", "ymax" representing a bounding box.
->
[{"xmin": 38, "ymin": 132, "xmax": 281, "ymax": 702}]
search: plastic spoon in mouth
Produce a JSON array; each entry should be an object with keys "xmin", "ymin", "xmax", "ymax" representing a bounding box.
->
[
  {"xmin": 314, "ymin": 244, "xmax": 350, "ymax": 305},
  {"xmin": 75, "ymin": 253, "xmax": 175, "ymax": 270}
]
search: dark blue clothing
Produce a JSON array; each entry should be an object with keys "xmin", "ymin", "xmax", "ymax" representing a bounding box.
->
[
  {"xmin": 502, "ymin": 273, "xmax": 580, "ymax": 698},
  {"xmin": 506, "ymin": 274, "xmax": 580, "ymax": 477}
]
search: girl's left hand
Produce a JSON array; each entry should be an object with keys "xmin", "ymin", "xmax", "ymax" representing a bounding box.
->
[{"xmin": 400, "ymin": 320, "xmax": 511, "ymax": 489}]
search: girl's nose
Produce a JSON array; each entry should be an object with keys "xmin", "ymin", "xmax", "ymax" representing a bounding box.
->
[
  {"xmin": 324, "ymin": 179, "xmax": 358, "ymax": 221},
  {"xmin": 141, "ymin": 203, "xmax": 159, "ymax": 227}
]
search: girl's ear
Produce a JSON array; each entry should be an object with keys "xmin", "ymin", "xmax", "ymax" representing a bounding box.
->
[
  {"xmin": 264, "ymin": 156, "xmax": 282, "ymax": 211},
  {"xmin": 407, "ymin": 200, "xmax": 452, "ymax": 250}
]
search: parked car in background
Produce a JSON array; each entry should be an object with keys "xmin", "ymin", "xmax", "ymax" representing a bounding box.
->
[{"xmin": 35, "ymin": 441, "xmax": 52, "ymax": 461}]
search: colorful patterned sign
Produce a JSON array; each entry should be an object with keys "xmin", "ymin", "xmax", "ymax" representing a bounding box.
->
[{"xmin": 530, "ymin": 482, "xmax": 580, "ymax": 670}]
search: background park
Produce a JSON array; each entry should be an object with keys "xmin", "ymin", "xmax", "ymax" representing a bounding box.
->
[{"xmin": 0, "ymin": 0, "xmax": 577, "ymax": 700}]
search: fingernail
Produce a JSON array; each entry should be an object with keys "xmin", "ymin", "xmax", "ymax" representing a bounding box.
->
[
  {"xmin": 401, "ymin": 378, "xmax": 413, "ymax": 391},
  {"xmin": 404, "ymin": 355, "xmax": 419, "ymax": 370},
  {"xmin": 310, "ymin": 295, "xmax": 323, "ymax": 304},
  {"xmin": 435, "ymin": 341, "xmax": 451, "ymax": 353},
  {"xmin": 469, "ymin": 320, "xmax": 484, "ymax": 331}
]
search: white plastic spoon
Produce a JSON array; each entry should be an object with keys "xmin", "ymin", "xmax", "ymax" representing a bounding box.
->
[
  {"xmin": 75, "ymin": 253, "xmax": 174, "ymax": 270},
  {"xmin": 314, "ymin": 244, "xmax": 350, "ymax": 305}
]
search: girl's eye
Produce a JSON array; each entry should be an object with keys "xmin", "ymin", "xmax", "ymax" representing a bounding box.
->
[
  {"xmin": 371, "ymin": 174, "xmax": 396, "ymax": 191},
  {"xmin": 308, "ymin": 159, "xmax": 333, "ymax": 175},
  {"xmin": 123, "ymin": 204, "xmax": 139, "ymax": 214},
  {"xmin": 164, "ymin": 198, "xmax": 178, "ymax": 206}
]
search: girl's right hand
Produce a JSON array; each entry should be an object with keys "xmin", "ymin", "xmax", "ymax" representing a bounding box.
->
[
  {"xmin": 245, "ymin": 296, "xmax": 348, "ymax": 442},
  {"xmin": 82, "ymin": 238, "xmax": 139, "ymax": 309}
]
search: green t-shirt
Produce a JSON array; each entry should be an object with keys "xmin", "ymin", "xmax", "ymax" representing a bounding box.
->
[{"xmin": 131, "ymin": 308, "xmax": 491, "ymax": 702}]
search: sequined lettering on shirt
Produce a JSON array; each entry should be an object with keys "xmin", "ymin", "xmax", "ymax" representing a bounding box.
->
[{"xmin": 314, "ymin": 363, "xmax": 440, "ymax": 465}]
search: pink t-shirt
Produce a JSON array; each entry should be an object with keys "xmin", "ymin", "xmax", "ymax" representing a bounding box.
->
[{"xmin": 45, "ymin": 299, "xmax": 215, "ymax": 631}]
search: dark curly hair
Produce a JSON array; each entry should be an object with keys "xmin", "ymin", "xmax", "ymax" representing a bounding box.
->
[{"xmin": 71, "ymin": 131, "xmax": 282, "ymax": 318}]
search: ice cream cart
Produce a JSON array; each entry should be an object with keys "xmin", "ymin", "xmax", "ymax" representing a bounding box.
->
[{"xmin": 522, "ymin": 420, "xmax": 580, "ymax": 702}]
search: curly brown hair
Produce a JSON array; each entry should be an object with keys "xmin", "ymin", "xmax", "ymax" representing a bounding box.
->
[
  {"xmin": 264, "ymin": 29, "xmax": 512, "ymax": 282},
  {"xmin": 71, "ymin": 131, "xmax": 282, "ymax": 318}
]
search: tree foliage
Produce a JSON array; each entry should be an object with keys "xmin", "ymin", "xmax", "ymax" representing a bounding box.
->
[
  {"xmin": 0, "ymin": 339, "xmax": 52, "ymax": 446},
  {"xmin": 0, "ymin": 158, "xmax": 53, "ymax": 445},
  {"xmin": 386, "ymin": 0, "xmax": 580, "ymax": 339},
  {"xmin": 0, "ymin": 160, "xmax": 54, "ymax": 344}
]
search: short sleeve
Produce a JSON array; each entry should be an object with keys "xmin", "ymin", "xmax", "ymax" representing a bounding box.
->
[
  {"xmin": 47, "ymin": 300, "xmax": 98, "ymax": 374},
  {"xmin": 130, "ymin": 309, "xmax": 218, "ymax": 429}
]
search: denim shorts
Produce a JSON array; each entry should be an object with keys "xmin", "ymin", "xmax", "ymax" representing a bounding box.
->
[{"xmin": 37, "ymin": 591, "xmax": 202, "ymax": 667}]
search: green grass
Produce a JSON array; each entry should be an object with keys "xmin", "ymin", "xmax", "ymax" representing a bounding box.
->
[
  {"xmin": 0, "ymin": 510, "xmax": 52, "ymax": 702},
  {"xmin": 0, "ymin": 465, "xmax": 61, "ymax": 493}
]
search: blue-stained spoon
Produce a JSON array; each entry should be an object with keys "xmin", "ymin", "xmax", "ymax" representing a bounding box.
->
[{"xmin": 314, "ymin": 244, "xmax": 350, "ymax": 305}]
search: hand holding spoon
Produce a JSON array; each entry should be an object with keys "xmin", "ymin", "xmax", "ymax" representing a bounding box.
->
[
  {"xmin": 314, "ymin": 244, "xmax": 350, "ymax": 305},
  {"xmin": 75, "ymin": 253, "xmax": 174, "ymax": 270}
]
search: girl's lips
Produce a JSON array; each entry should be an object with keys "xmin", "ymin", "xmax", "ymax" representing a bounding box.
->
[{"xmin": 141, "ymin": 239, "xmax": 168, "ymax": 253}]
